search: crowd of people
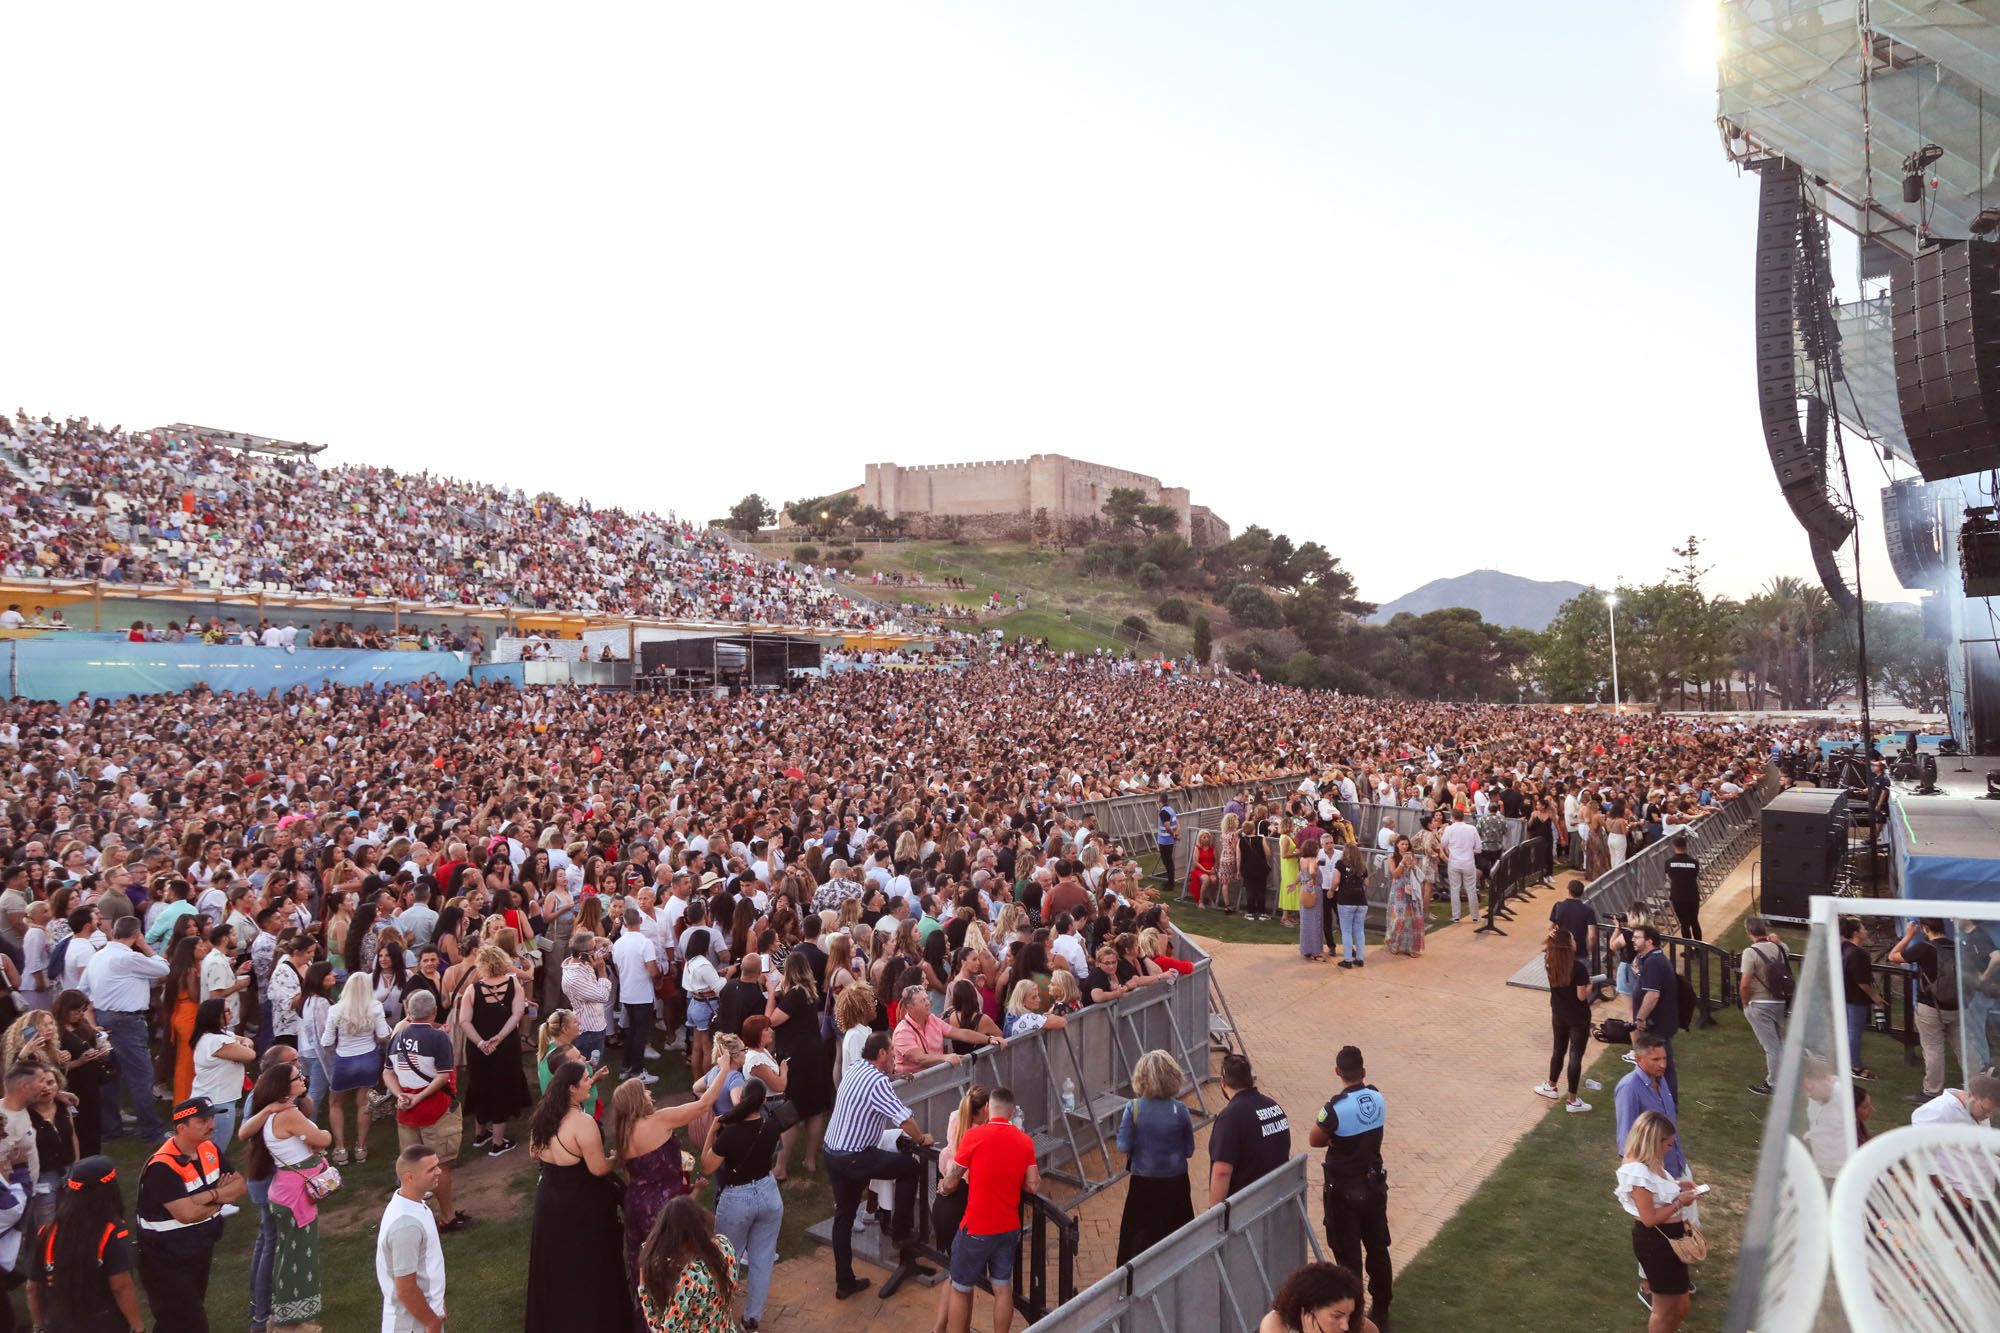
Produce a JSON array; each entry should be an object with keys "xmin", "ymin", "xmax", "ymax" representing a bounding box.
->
[
  {"xmin": 1, "ymin": 412, "xmax": 874, "ymax": 628},
  {"xmin": 0, "ymin": 635, "xmax": 1821, "ymax": 1332}
]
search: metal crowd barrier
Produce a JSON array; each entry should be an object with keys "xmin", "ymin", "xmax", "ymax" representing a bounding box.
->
[
  {"xmin": 1580, "ymin": 766, "xmax": 1785, "ymax": 925},
  {"xmin": 1020, "ymin": 1154, "xmax": 1321, "ymax": 1333}
]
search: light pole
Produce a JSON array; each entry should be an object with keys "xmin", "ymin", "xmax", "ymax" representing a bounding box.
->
[{"xmin": 1605, "ymin": 592, "xmax": 1621, "ymax": 714}]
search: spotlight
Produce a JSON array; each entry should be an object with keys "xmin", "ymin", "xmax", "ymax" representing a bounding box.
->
[
  {"xmin": 1903, "ymin": 144, "xmax": 1944, "ymax": 203},
  {"xmin": 1915, "ymin": 753, "xmax": 1940, "ymax": 796}
]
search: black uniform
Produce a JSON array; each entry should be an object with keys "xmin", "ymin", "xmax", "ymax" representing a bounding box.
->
[
  {"xmin": 134, "ymin": 1137, "xmax": 229, "ymax": 1333},
  {"xmin": 1318, "ymin": 1083, "xmax": 1392, "ymax": 1327},
  {"xmin": 1665, "ymin": 851, "xmax": 1701, "ymax": 941}
]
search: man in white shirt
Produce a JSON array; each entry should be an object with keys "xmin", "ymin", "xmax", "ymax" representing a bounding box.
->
[
  {"xmin": 1439, "ymin": 811, "xmax": 1483, "ymax": 923},
  {"xmin": 611, "ymin": 908, "xmax": 660, "ymax": 1086},
  {"xmin": 61, "ymin": 906, "xmax": 106, "ymax": 993},
  {"xmin": 1909, "ymin": 1073, "xmax": 2000, "ymax": 1202},
  {"xmin": 81, "ymin": 917, "xmax": 170, "ymax": 1138},
  {"xmin": 1051, "ymin": 914, "xmax": 1090, "ymax": 977}
]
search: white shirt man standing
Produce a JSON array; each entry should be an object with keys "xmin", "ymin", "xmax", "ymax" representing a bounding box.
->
[
  {"xmin": 611, "ymin": 908, "xmax": 660, "ymax": 1086},
  {"xmin": 1439, "ymin": 811, "xmax": 1482, "ymax": 923},
  {"xmin": 377, "ymin": 1144, "xmax": 447, "ymax": 1333}
]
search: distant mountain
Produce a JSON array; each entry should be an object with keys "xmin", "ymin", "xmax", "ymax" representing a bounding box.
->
[{"xmin": 1367, "ymin": 570, "xmax": 1586, "ymax": 632}]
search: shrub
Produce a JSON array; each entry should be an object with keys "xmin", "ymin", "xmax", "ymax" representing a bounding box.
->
[
  {"xmin": 1155, "ymin": 597, "xmax": 1189, "ymax": 625},
  {"xmin": 1223, "ymin": 645, "xmax": 1257, "ymax": 674},
  {"xmin": 1119, "ymin": 614, "xmax": 1151, "ymax": 642},
  {"xmin": 1135, "ymin": 561, "xmax": 1165, "ymax": 590},
  {"xmin": 1191, "ymin": 615, "xmax": 1212, "ymax": 663},
  {"xmin": 831, "ymin": 545, "xmax": 863, "ymax": 564},
  {"xmin": 792, "ymin": 545, "xmax": 820, "ymax": 563},
  {"xmin": 1225, "ymin": 583, "xmax": 1283, "ymax": 629}
]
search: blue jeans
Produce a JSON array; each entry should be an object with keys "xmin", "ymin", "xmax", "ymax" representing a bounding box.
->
[
  {"xmin": 99, "ymin": 1009, "xmax": 163, "ymax": 1139},
  {"xmin": 1338, "ymin": 905, "xmax": 1367, "ymax": 962},
  {"xmin": 306, "ymin": 1047, "xmax": 333, "ymax": 1117},
  {"xmin": 1846, "ymin": 1002, "xmax": 1871, "ymax": 1072},
  {"xmin": 209, "ymin": 1103, "xmax": 238, "ymax": 1152},
  {"xmin": 949, "ymin": 1226, "xmax": 1019, "ymax": 1293},
  {"xmin": 1965, "ymin": 990, "xmax": 1996, "ymax": 1076},
  {"xmin": 246, "ymin": 1172, "xmax": 276, "ymax": 1328},
  {"xmin": 715, "ymin": 1173, "xmax": 784, "ymax": 1319},
  {"xmin": 254, "ymin": 997, "xmax": 275, "ymax": 1057}
]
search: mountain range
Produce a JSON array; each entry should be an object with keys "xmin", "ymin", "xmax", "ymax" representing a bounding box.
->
[{"xmin": 1367, "ymin": 569, "xmax": 1586, "ymax": 632}]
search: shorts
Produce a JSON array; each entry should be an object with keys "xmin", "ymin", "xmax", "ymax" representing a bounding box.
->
[
  {"xmin": 949, "ymin": 1227, "xmax": 1019, "ymax": 1293},
  {"xmin": 332, "ymin": 1048, "xmax": 381, "ymax": 1092},
  {"xmin": 398, "ymin": 1103, "xmax": 464, "ymax": 1162},
  {"xmin": 686, "ymin": 997, "xmax": 716, "ymax": 1032}
]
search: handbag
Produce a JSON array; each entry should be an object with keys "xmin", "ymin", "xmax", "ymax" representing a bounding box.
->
[
  {"xmin": 1658, "ymin": 1220, "xmax": 1706, "ymax": 1264},
  {"xmin": 1300, "ymin": 884, "xmax": 1319, "ymax": 909}
]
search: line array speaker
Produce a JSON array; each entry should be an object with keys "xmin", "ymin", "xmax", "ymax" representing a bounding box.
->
[
  {"xmin": 1921, "ymin": 591, "xmax": 1951, "ymax": 641},
  {"xmin": 1754, "ymin": 163, "xmax": 1856, "ymax": 547},
  {"xmin": 1881, "ymin": 477, "xmax": 1947, "ymax": 590},
  {"xmin": 1963, "ymin": 507, "xmax": 2000, "ymax": 598},
  {"xmin": 1893, "ymin": 240, "xmax": 2000, "ymax": 481}
]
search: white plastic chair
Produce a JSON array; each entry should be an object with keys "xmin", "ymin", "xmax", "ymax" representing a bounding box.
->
[
  {"xmin": 1828, "ymin": 1123, "xmax": 2000, "ymax": 1332},
  {"xmin": 1742, "ymin": 1137, "xmax": 1833, "ymax": 1333}
]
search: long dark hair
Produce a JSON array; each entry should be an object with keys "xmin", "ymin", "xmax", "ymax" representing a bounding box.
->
[
  {"xmin": 344, "ymin": 900, "xmax": 379, "ymax": 975},
  {"xmin": 37, "ymin": 1167, "xmax": 129, "ymax": 1325},
  {"xmin": 163, "ymin": 935, "xmax": 201, "ymax": 1005},
  {"xmin": 529, "ymin": 1061, "xmax": 586, "ymax": 1152},
  {"xmin": 639, "ymin": 1195, "xmax": 736, "ymax": 1307},
  {"xmin": 718, "ymin": 1075, "xmax": 767, "ymax": 1125},
  {"xmin": 190, "ymin": 998, "xmax": 229, "ymax": 1051},
  {"xmin": 242, "ymin": 1063, "xmax": 299, "ymax": 1181}
]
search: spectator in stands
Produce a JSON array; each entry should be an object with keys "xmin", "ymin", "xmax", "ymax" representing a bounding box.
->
[{"xmin": 1113, "ymin": 1051, "xmax": 1196, "ymax": 1264}]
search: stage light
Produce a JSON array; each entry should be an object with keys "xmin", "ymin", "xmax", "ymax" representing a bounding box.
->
[{"xmin": 1903, "ymin": 144, "xmax": 1943, "ymax": 203}]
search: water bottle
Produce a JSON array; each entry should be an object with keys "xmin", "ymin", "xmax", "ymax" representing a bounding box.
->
[{"xmin": 1061, "ymin": 1077, "xmax": 1077, "ymax": 1112}]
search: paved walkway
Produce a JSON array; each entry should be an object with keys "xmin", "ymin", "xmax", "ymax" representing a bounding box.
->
[{"xmin": 756, "ymin": 884, "xmax": 1606, "ymax": 1330}]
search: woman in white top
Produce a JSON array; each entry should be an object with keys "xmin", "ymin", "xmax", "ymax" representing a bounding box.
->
[
  {"xmin": 241, "ymin": 1061, "xmax": 334, "ymax": 1333},
  {"xmin": 320, "ymin": 971, "xmax": 390, "ymax": 1164},
  {"xmin": 1003, "ymin": 979, "xmax": 1066, "ymax": 1039},
  {"xmin": 681, "ymin": 927, "xmax": 724, "ymax": 1079},
  {"xmin": 1616, "ymin": 1110, "xmax": 1699, "ymax": 1330},
  {"xmin": 833, "ymin": 981, "xmax": 877, "ymax": 1087},
  {"xmin": 189, "ymin": 998, "xmax": 255, "ymax": 1144},
  {"xmin": 738, "ymin": 1015, "xmax": 790, "ymax": 1179}
]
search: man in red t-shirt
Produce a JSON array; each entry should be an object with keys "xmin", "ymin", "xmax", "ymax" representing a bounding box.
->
[{"xmin": 939, "ymin": 1087, "xmax": 1040, "ymax": 1333}]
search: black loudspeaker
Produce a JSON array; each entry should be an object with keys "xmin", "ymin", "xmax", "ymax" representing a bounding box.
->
[
  {"xmin": 1761, "ymin": 789, "xmax": 1847, "ymax": 917},
  {"xmin": 1882, "ymin": 478, "xmax": 1947, "ymax": 590},
  {"xmin": 1964, "ymin": 507, "xmax": 2000, "ymax": 598},
  {"xmin": 1893, "ymin": 240, "xmax": 2000, "ymax": 481},
  {"xmin": 1755, "ymin": 163, "xmax": 1856, "ymax": 547}
]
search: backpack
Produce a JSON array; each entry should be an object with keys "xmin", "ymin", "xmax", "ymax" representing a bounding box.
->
[
  {"xmin": 1751, "ymin": 941, "xmax": 1796, "ymax": 1007},
  {"xmin": 1929, "ymin": 940, "xmax": 1961, "ymax": 1012}
]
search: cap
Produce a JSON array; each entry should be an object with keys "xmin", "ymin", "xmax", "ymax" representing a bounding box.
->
[
  {"xmin": 65, "ymin": 1155, "xmax": 119, "ymax": 1192},
  {"xmin": 171, "ymin": 1096, "xmax": 218, "ymax": 1123}
]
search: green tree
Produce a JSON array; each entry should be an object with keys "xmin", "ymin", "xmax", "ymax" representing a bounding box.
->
[
  {"xmin": 1156, "ymin": 597, "xmax": 1190, "ymax": 624},
  {"xmin": 1532, "ymin": 589, "xmax": 1616, "ymax": 703},
  {"xmin": 783, "ymin": 492, "xmax": 858, "ymax": 538},
  {"xmin": 849, "ymin": 504, "xmax": 894, "ymax": 538},
  {"xmin": 1101, "ymin": 486, "xmax": 1148, "ymax": 536},
  {"xmin": 1226, "ymin": 584, "xmax": 1284, "ymax": 629},
  {"xmin": 726, "ymin": 493, "xmax": 775, "ymax": 536},
  {"xmin": 1191, "ymin": 615, "xmax": 1212, "ymax": 663},
  {"xmin": 1867, "ymin": 602, "xmax": 1949, "ymax": 712},
  {"xmin": 1135, "ymin": 501, "xmax": 1179, "ymax": 536}
]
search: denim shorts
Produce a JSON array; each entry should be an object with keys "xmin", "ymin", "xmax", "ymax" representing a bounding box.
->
[
  {"xmin": 949, "ymin": 1227, "xmax": 1019, "ymax": 1292},
  {"xmin": 331, "ymin": 1048, "xmax": 380, "ymax": 1093},
  {"xmin": 686, "ymin": 997, "xmax": 716, "ymax": 1032}
]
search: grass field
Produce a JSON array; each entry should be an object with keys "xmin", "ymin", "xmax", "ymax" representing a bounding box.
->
[{"xmin": 1394, "ymin": 910, "xmax": 1928, "ymax": 1333}]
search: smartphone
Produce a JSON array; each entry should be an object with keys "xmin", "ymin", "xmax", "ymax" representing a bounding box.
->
[{"xmin": 1690, "ymin": 1184, "xmax": 1711, "ymax": 1196}]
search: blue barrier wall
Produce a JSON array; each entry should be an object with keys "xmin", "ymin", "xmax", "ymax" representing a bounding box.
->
[
  {"xmin": 470, "ymin": 662, "xmax": 527, "ymax": 688},
  {"xmin": 9, "ymin": 639, "xmax": 469, "ymax": 700}
]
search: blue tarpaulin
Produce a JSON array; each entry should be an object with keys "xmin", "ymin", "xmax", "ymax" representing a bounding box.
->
[
  {"xmin": 8, "ymin": 639, "xmax": 468, "ymax": 701},
  {"xmin": 1889, "ymin": 794, "xmax": 2000, "ymax": 904}
]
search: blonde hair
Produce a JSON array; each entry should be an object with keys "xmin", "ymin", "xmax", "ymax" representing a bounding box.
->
[
  {"xmin": 1047, "ymin": 970, "xmax": 1081, "ymax": 1008},
  {"xmin": 949, "ymin": 1085, "xmax": 991, "ymax": 1149},
  {"xmin": 1005, "ymin": 979, "xmax": 1041, "ymax": 1017},
  {"xmin": 1137, "ymin": 927, "xmax": 1164, "ymax": 959},
  {"xmin": 963, "ymin": 922, "xmax": 989, "ymax": 955},
  {"xmin": 537, "ymin": 1009, "xmax": 577, "ymax": 1064},
  {"xmin": 710, "ymin": 1032, "xmax": 746, "ymax": 1069},
  {"xmin": 1132, "ymin": 1050, "xmax": 1184, "ymax": 1101},
  {"xmin": 836, "ymin": 982, "xmax": 877, "ymax": 1032},
  {"xmin": 475, "ymin": 944, "xmax": 512, "ymax": 977},
  {"xmin": 332, "ymin": 971, "xmax": 378, "ymax": 1036},
  {"xmin": 1621, "ymin": 1109, "xmax": 1676, "ymax": 1173},
  {"xmin": 993, "ymin": 904, "xmax": 1022, "ymax": 942}
]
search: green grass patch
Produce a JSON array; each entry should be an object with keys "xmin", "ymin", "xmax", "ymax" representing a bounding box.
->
[{"xmin": 1394, "ymin": 915, "xmax": 1927, "ymax": 1332}]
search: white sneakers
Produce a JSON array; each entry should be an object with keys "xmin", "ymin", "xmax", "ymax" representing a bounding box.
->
[
  {"xmin": 1532, "ymin": 1083, "xmax": 1561, "ymax": 1100},
  {"xmin": 1534, "ymin": 1083, "xmax": 1592, "ymax": 1113},
  {"xmin": 1565, "ymin": 1100, "xmax": 1593, "ymax": 1114}
]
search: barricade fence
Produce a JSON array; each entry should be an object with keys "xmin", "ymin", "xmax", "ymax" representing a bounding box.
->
[
  {"xmin": 1580, "ymin": 765, "xmax": 1785, "ymax": 925},
  {"xmin": 1021, "ymin": 1154, "xmax": 1321, "ymax": 1333}
]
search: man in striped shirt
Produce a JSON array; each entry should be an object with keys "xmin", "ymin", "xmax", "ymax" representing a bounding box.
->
[{"xmin": 822, "ymin": 1031, "xmax": 935, "ymax": 1299}]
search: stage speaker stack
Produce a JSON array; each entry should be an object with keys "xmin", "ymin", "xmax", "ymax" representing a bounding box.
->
[
  {"xmin": 1881, "ymin": 478, "xmax": 1947, "ymax": 590},
  {"xmin": 1963, "ymin": 506, "xmax": 2000, "ymax": 597},
  {"xmin": 1760, "ymin": 788, "xmax": 1849, "ymax": 921},
  {"xmin": 1755, "ymin": 163, "xmax": 1855, "ymax": 546},
  {"xmin": 1893, "ymin": 240, "xmax": 2000, "ymax": 482}
]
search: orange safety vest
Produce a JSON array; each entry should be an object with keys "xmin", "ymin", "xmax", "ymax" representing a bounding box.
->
[
  {"xmin": 137, "ymin": 1137, "xmax": 223, "ymax": 1235},
  {"xmin": 43, "ymin": 1218, "xmax": 128, "ymax": 1272}
]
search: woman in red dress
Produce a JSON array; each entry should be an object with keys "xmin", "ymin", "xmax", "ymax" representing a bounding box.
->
[{"xmin": 1186, "ymin": 829, "xmax": 1216, "ymax": 907}]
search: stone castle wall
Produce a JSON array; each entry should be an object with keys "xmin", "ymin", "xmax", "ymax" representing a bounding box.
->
[{"xmin": 844, "ymin": 453, "xmax": 1228, "ymax": 548}]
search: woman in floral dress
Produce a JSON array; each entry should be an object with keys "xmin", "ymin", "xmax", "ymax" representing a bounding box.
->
[
  {"xmin": 1384, "ymin": 835, "xmax": 1426, "ymax": 957},
  {"xmin": 638, "ymin": 1195, "xmax": 745, "ymax": 1333}
]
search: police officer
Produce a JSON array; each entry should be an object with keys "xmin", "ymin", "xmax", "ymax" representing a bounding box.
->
[
  {"xmin": 1309, "ymin": 1045, "xmax": 1392, "ymax": 1332},
  {"xmin": 135, "ymin": 1097, "xmax": 248, "ymax": 1333}
]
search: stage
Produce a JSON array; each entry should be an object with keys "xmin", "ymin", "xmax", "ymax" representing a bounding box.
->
[{"xmin": 1887, "ymin": 755, "xmax": 2000, "ymax": 903}]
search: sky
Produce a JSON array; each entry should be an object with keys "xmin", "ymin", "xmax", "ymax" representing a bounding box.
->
[{"xmin": 1, "ymin": 1, "xmax": 1910, "ymax": 607}]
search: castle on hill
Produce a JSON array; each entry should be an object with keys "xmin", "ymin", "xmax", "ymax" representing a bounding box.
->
[{"xmin": 792, "ymin": 454, "xmax": 1230, "ymax": 547}]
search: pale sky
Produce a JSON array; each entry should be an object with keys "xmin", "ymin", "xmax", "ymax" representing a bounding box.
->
[{"xmin": 2, "ymin": 2, "xmax": 1907, "ymax": 607}]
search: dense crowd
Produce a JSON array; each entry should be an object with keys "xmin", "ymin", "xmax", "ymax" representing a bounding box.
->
[
  {"xmin": 1, "ymin": 412, "xmax": 873, "ymax": 628},
  {"xmin": 0, "ymin": 651, "xmax": 1799, "ymax": 1332}
]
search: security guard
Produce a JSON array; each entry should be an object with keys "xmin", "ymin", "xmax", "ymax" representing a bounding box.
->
[
  {"xmin": 1310, "ymin": 1045, "xmax": 1392, "ymax": 1332},
  {"xmin": 135, "ymin": 1097, "xmax": 248, "ymax": 1333}
]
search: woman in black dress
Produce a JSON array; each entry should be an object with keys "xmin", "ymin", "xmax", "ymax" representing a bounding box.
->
[
  {"xmin": 456, "ymin": 944, "xmax": 531, "ymax": 1156},
  {"xmin": 1239, "ymin": 807, "xmax": 1272, "ymax": 921},
  {"xmin": 764, "ymin": 953, "xmax": 832, "ymax": 1177},
  {"xmin": 524, "ymin": 1062, "xmax": 631, "ymax": 1333}
]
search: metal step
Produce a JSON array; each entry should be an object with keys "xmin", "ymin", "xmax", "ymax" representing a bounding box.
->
[
  {"xmin": 1062, "ymin": 1093, "xmax": 1131, "ymax": 1126},
  {"xmin": 803, "ymin": 1216, "xmax": 947, "ymax": 1285}
]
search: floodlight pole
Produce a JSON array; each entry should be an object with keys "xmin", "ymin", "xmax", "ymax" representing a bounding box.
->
[{"xmin": 1606, "ymin": 593, "xmax": 1621, "ymax": 715}]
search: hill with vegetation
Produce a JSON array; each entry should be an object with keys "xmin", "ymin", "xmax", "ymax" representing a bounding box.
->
[{"xmin": 1369, "ymin": 570, "xmax": 1585, "ymax": 632}]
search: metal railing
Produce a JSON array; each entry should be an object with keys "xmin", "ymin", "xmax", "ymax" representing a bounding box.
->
[
  {"xmin": 1579, "ymin": 766, "xmax": 1787, "ymax": 924},
  {"xmin": 1020, "ymin": 1154, "xmax": 1321, "ymax": 1333},
  {"xmin": 877, "ymin": 1142, "xmax": 1079, "ymax": 1315}
]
